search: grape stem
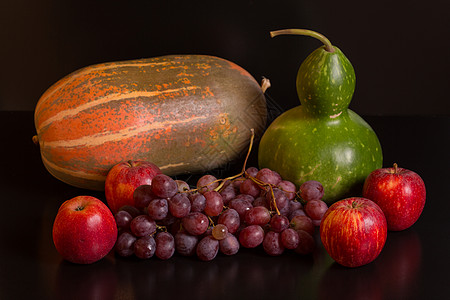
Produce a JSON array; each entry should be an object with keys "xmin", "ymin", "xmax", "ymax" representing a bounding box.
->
[
  {"xmin": 207, "ymin": 215, "xmax": 215, "ymax": 227},
  {"xmin": 242, "ymin": 128, "xmax": 255, "ymax": 173},
  {"xmin": 270, "ymin": 29, "xmax": 335, "ymax": 53},
  {"xmin": 248, "ymin": 176, "xmax": 281, "ymax": 215},
  {"xmin": 156, "ymin": 224, "xmax": 167, "ymax": 232},
  {"xmin": 295, "ymin": 190, "xmax": 307, "ymax": 205},
  {"xmin": 188, "ymin": 128, "xmax": 282, "ymax": 216}
]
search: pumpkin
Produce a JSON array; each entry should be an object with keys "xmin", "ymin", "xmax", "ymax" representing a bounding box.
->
[{"xmin": 34, "ymin": 55, "xmax": 267, "ymax": 191}]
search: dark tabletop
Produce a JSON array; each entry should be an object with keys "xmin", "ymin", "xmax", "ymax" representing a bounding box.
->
[{"xmin": 1, "ymin": 111, "xmax": 449, "ymax": 300}]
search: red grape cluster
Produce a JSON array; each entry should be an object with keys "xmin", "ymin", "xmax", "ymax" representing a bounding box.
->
[{"xmin": 114, "ymin": 168, "xmax": 328, "ymax": 261}]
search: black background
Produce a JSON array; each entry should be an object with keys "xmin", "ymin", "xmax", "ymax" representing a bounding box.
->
[
  {"xmin": 1, "ymin": 1, "xmax": 450, "ymax": 299},
  {"xmin": 1, "ymin": 0, "xmax": 449, "ymax": 115}
]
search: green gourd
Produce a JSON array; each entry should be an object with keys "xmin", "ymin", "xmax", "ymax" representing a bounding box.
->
[{"xmin": 258, "ymin": 29, "xmax": 382, "ymax": 204}]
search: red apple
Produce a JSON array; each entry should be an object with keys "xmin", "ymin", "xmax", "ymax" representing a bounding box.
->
[
  {"xmin": 105, "ymin": 160, "xmax": 162, "ymax": 213},
  {"xmin": 320, "ymin": 197, "xmax": 387, "ymax": 268},
  {"xmin": 52, "ymin": 196, "xmax": 118, "ymax": 264},
  {"xmin": 362, "ymin": 163, "xmax": 426, "ymax": 231}
]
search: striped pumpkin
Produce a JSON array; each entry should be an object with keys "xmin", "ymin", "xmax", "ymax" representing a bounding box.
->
[{"xmin": 34, "ymin": 55, "xmax": 267, "ymax": 191}]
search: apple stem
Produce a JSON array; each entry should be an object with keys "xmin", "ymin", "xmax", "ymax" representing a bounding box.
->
[
  {"xmin": 270, "ymin": 29, "xmax": 335, "ymax": 53},
  {"xmin": 352, "ymin": 201, "xmax": 358, "ymax": 208},
  {"xmin": 75, "ymin": 205, "xmax": 85, "ymax": 211},
  {"xmin": 393, "ymin": 163, "xmax": 398, "ymax": 174}
]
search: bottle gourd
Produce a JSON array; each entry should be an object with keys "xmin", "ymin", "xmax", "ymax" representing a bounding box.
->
[{"xmin": 258, "ymin": 29, "xmax": 382, "ymax": 204}]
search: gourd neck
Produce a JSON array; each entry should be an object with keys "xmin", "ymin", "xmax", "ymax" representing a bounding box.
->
[
  {"xmin": 270, "ymin": 29, "xmax": 356, "ymax": 118},
  {"xmin": 296, "ymin": 46, "xmax": 355, "ymax": 117}
]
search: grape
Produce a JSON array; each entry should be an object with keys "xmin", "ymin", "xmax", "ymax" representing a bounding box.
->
[
  {"xmin": 270, "ymin": 214, "xmax": 289, "ymax": 233},
  {"xmin": 134, "ymin": 235, "xmax": 156, "ymax": 259},
  {"xmin": 112, "ymin": 166, "xmax": 327, "ymax": 260},
  {"xmin": 232, "ymin": 178, "xmax": 244, "ymax": 192},
  {"xmin": 219, "ymin": 233, "xmax": 240, "ymax": 255},
  {"xmin": 221, "ymin": 179, "xmax": 232, "ymax": 188},
  {"xmin": 244, "ymin": 206, "xmax": 271, "ymax": 226},
  {"xmin": 277, "ymin": 180, "xmax": 297, "ymax": 200},
  {"xmin": 160, "ymin": 213, "xmax": 177, "ymax": 228},
  {"xmin": 312, "ymin": 219, "xmax": 322, "ymax": 227},
  {"xmin": 196, "ymin": 236, "xmax": 219, "ymax": 261},
  {"xmin": 266, "ymin": 188, "xmax": 288, "ymax": 210},
  {"xmin": 212, "ymin": 224, "xmax": 228, "ymax": 240},
  {"xmin": 305, "ymin": 199, "xmax": 328, "ymax": 222},
  {"xmin": 289, "ymin": 200, "xmax": 303, "ymax": 213},
  {"xmin": 256, "ymin": 168, "xmax": 282, "ymax": 186},
  {"xmin": 280, "ymin": 228, "xmax": 300, "ymax": 249},
  {"xmin": 239, "ymin": 225, "xmax": 264, "ymax": 248},
  {"xmin": 229, "ymin": 198, "xmax": 253, "ymax": 220},
  {"xmin": 155, "ymin": 232, "xmax": 175, "ymax": 260},
  {"xmin": 290, "ymin": 215, "xmax": 315, "ymax": 236},
  {"xmin": 263, "ymin": 231, "xmax": 284, "ymax": 256},
  {"xmin": 147, "ymin": 198, "xmax": 169, "ymax": 220},
  {"xmin": 289, "ymin": 209, "xmax": 307, "ymax": 220},
  {"xmin": 130, "ymin": 215, "xmax": 157, "ymax": 237},
  {"xmin": 234, "ymin": 194, "xmax": 255, "ymax": 203},
  {"xmin": 189, "ymin": 193, "xmax": 206, "ymax": 212},
  {"xmin": 175, "ymin": 232, "xmax": 199, "ymax": 256},
  {"xmin": 151, "ymin": 174, "xmax": 178, "ymax": 198},
  {"xmin": 220, "ymin": 184, "xmax": 236, "ymax": 205},
  {"xmin": 240, "ymin": 178, "xmax": 261, "ymax": 198},
  {"xmin": 279, "ymin": 203, "xmax": 291, "ymax": 217},
  {"xmin": 295, "ymin": 230, "xmax": 315, "ymax": 255},
  {"xmin": 299, "ymin": 180, "xmax": 324, "ymax": 202},
  {"xmin": 115, "ymin": 210, "xmax": 133, "ymax": 229},
  {"xmin": 217, "ymin": 208, "xmax": 240, "ymax": 234},
  {"xmin": 203, "ymin": 191, "xmax": 224, "ymax": 217},
  {"xmin": 182, "ymin": 212, "xmax": 209, "ymax": 236},
  {"xmin": 168, "ymin": 193, "xmax": 191, "ymax": 218},
  {"xmin": 197, "ymin": 174, "xmax": 219, "ymax": 194},
  {"xmin": 203, "ymin": 227, "xmax": 213, "ymax": 237},
  {"xmin": 253, "ymin": 196, "xmax": 268, "ymax": 208},
  {"xmin": 118, "ymin": 205, "xmax": 141, "ymax": 218},
  {"xmin": 115, "ymin": 231, "xmax": 137, "ymax": 257},
  {"xmin": 175, "ymin": 180, "xmax": 190, "ymax": 193},
  {"xmin": 133, "ymin": 185, "xmax": 157, "ymax": 210},
  {"xmin": 245, "ymin": 167, "xmax": 259, "ymax": 177}
]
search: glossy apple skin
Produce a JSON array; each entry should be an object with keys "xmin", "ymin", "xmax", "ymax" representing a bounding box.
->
[
  {"xmin": 362, "ymin": 165, "xmax": 426, "ymax": 231},
  {"xmin": 52, "ymin": 196, "xmax": 118, "ymax": 264},
  {"xmin": 105, "ymin": 160, "xmax": 162, "ymax": 213},
  {"xmin": 320, "ymin": 197, "xmax": 387, "ymax": 268}
]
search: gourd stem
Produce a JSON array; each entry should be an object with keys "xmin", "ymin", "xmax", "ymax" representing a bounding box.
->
[{"xmin": 270, "ymin": 29, "xmax": 335, "ymax": 53}]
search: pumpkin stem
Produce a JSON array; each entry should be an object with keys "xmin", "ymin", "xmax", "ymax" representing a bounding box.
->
[
  {"xmin": 261, "ymin": 77, "xmax": 271, "ymax": 93},
  {"xmin": 32, "ymin": 135, "xmax": 39, "ymax": 145},
  {"xmin": 270, "ymin": 29, "xmax": 335, "ymax": 53}
]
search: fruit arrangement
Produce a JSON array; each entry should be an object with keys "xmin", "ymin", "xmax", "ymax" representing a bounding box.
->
[{"xmin": 45, "ymin": 29, "xmax": 427, "ymax": 268}]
